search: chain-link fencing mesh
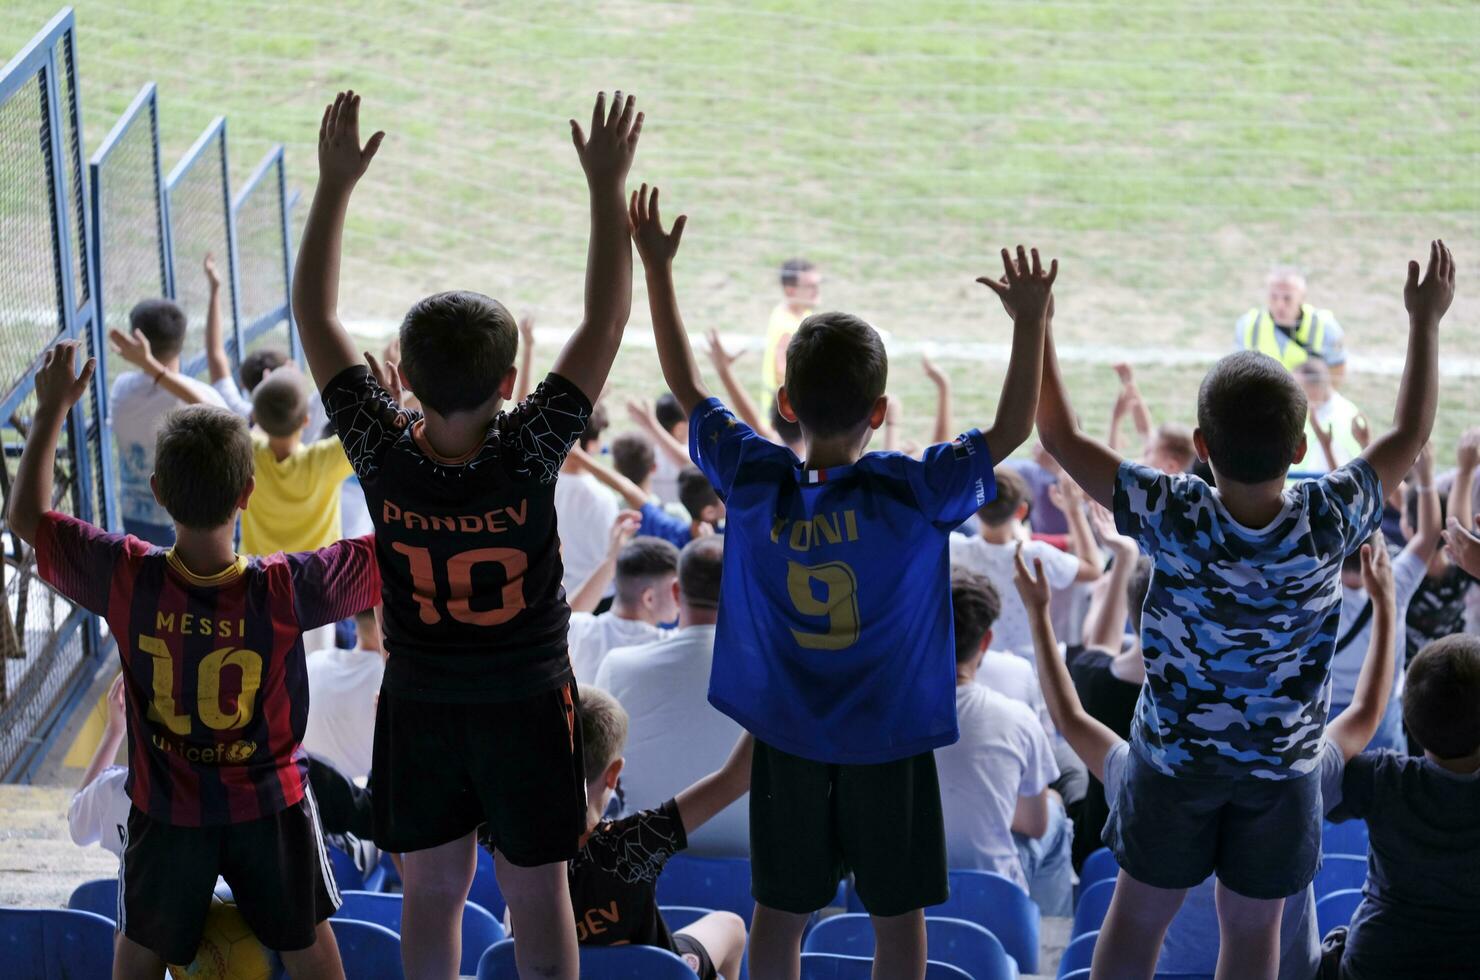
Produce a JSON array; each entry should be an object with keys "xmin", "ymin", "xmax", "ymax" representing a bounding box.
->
[{"xmin": 166, "ymin": 124, "xmax": 237, "ymax": 376}]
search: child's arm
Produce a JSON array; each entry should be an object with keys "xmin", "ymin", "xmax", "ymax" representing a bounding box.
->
[
  {"xmin": 8, "ymin": 342, "xmax": 95, "ymax": 545},
  {"xmin": 1082, "ymin": 504, "xmax": 1139, "ymax": 651},
  {"xmin": 1451, "ymin": 427, "xmax": 1479, "ymax": 533},
  {"xmin": 626, "ymin": 397, "xmax": 690, "ymax": 470},
  {"xmin": 975, "ymin": 247, "xmax": 1056, "ymax": 464},
  {"xmin": 1011, "ymin": 791, "xmax": 1050, "ymax": 840},
  {"xmin": 549, "ymin": 93, "xmax": 643, "ymax": 404},
  {"xmin": 1049, "ymin": 478, "xmax": 1105, "ymax": 582},
  {"xmin": 1443, "ymin": 516, "xmax": 1480, "ymax": 579},
  {"xmin": 921, "ymin": 354, "xmax": 953, "ymax": 445},
  {"xmin": 292, "ymin": 91, "xmax": 386, "ymax": 391},
  {"xmin": 568, "ymin": 445, "xmax": 648, "ymax": 510},
  {"xmin": 1402, "ymin": 442, "xmax": 1442, "ymax": 563},
  {"xmin": 1013, "ymin": 547, "xmax": 1121, "ymax": 782},
  {"xmin": 1359, "ymin": 241, "xmax": 1454, "ymax": 493},
  {"xmin": 108, "ymin": 328, "xmax": 209, "ymax": 407},
  {"xmin": 1121, "ymin": 363, "xmax": 1154, "ymax": 447},
  {"xmin": 703, "ymin": 330, "xmax": 775, "ymax": 440},
  {"xmin": 1033, "ymin": 311, "xmax": 1125, "ymax": 510},
  {"xmin": 1310, "ymin": 412, "xmax": 1340, "ymax": 472},
  {"xmin": 673, "ymin": 731, "xmax": 755, "ymax": 838},
  {"xmin": 1325, "ymin": 542, "xmax": 1399, "ymax": 761},
  {"xmin": 630, "ymin": 186, "xmax": 708, "ymax": 414},
  {"xmin": 202, "ymin": 254, "xmax": 233, "ymax": 387},
  {"xmin": 513, "ymin": 315, "xmax": 535, "ymax": 405},
  {"xmin": 78, "ymin": 674, "xmax": 125, "ymax": 793},
  {"xmin": 567, "ymin": 510, "xmax": 640, "ymax": 613}
]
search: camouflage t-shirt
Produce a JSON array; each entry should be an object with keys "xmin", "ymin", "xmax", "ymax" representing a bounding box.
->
[{"xmin": 1114, "ymin": 459, "xmax": 1383, "ymax": 780}]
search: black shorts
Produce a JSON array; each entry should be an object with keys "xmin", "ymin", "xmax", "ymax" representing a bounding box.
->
[
  {"xmin": 119, "ymin": 793, "xmax": 339, "ymax": 965},
  {"xmin": 371, "ymin": 681, "xmax": 587, "ymax": 865},
  {"xmin": 672, "ymin": 932, "xmax": 717, "ymax": 979},
  {"xmin": 1103, "ymin": 745, "xmax": 1322, "ymax": 899},
  {"xmin": 750, "ymin": 740, "xmax": 947, "ymax": 917}
]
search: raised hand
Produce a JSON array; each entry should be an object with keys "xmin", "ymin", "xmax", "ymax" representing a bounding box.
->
[
  {"xmin": 607, "ymin": 510, "xmax": 641, "ymax": 559},
  {"xmin": 518, "ymin": 315, "xmax": 535, "ymax": 348},
  {"xmin": 571, "ymin": 90, "xmax": 642, "ymax": 185},
  {"xmin": 204, "ymin": 252, "xmax": 221, "ymax": 291},
  {"xmin": 1011, "ymin": 546, "xmax": 1052, "ymax": 614},
  {"xmin": 1442, "ymin": 516, "xmax": 1480, "ymax": 578},
  {"xmin": 978, "ymin": 245, "xmax": 1059, "ymax": 325},
  {"xmin": 1358, "ymin": 538, "xmax": 1395, "ymax": 609},
  {"xmin": 1411, "ymin": 440, "xmax": 1435, "ymax": 486},
  {"xmin": 318, "ymin": 90, "xmax": 385, "ymax": 190},
  {"xmin": 1350, "ymin": 413, "xmax": 1372, "ymax": 450},
  {"xmin": 104, "ymin": 673, "xmax": 126, "ymax": 736},
  {"xmin": 1113, "ymin": 362, "xmax": 1134, "ymax": 386},
  {"xmin": 921, "ymin": 353, "xmax": 949, "ymax": 388},
  {"xmin": 34, "ymin": 341, "xmax": 95, "ymax": 416},
  {"xmin": 1403, "ymin": 239, "xmax": 1456, "ymax": 325},
  {"xmin": 705, "ymin": 329, "xmax": 743, "ymax": 371},
  {"xmin": 1088, "ymin": 501, "xmax": 1136, "ymax": 557},
  {"xmin": 108, "ymin": 327, "xmax": 159, "ymax": 372},
  {"xmin": 364, "ymin": 349, "xmax": 404, "ymax": 405},
  {"xmin": 1457, "ymin": 426, "xmax": 1480, "ymax": 473},
  {"xmin": 629, "ymin": 183, "xmax": 686, "ymax": 267}
]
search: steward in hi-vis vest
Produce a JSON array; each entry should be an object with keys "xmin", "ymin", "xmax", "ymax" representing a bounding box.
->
[{"xmin": 1234, "ymin": 266, "xmax": 1347, "ymax": 384}]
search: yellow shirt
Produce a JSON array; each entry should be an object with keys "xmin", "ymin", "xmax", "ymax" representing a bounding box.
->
[
  {"xmin": 762, "ymin": 301, "xmax": 807, "ymax": 412},
  {"xmin": 240, "ymin": 434, "xmax": 354, "ymax": 556}
]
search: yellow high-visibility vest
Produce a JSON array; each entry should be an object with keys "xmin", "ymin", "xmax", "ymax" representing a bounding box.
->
[
  {"xmin": 762, "ymin": 302, "xmax": 806, "ymax": 412},
  {"xmin": 1243, "ymin": 304, "xmax": 1327, "ymax": 370}
]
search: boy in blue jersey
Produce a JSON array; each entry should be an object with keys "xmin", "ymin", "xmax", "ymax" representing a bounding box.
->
[
  {"xmin": 1031, "ymin": 241, "xmax": 1454, "ymax": 979},
  {"xmin": 628, "ymin": 185, "xmax": 1057, "ymax": 979}
]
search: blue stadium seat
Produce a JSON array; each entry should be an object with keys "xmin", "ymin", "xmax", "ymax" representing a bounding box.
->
[
  {"xmin": 1321, "ymin": 819, "xmax": 1368, "ymax": 857},
  {"xmin": 934, "ymin": 870, "xmax": 1040, "ymax": 975},
  {"xmin": 326, "ymin": 844, "xmax": 366, "ymax": 892},
  {"xmin": 1058, "ymin": 929, "xmax": 1098, "ymax": 976},
  {"xmin": 1313, "ymin": 855, "xmax": 1367, "ymax": 899},
  {"xmin": 1072, "ymin": 879, "xmax": 1115, "ymax": 939},
  {"xmin": 659, "ymin": 905, "xmax": 716, "ymax": 932},
  {"xmin": 655, "ymin": 855, "xmax": 754, "ymax": 925},
  {"xmin": 802, "ymin": 913, "xmax": 1014, "ymax": 980},
  {"xmin": 0, "ymin": 907, "xmax": 116, "ymax": 978},
  {"xmin": 1079, "ymin": 848, "xmax": 1119, "ymax": 891},
  {"xmin": 1315, "ymin": 888, "xmax": 1364, "ymax": 938},
  {"xmin": 328, "ymin": 918, "xmax": 404, "ymax": 979},
  {"xmin": 1061, "ymin": 972, "xmax": 1090, "ymax": 980},
  {"xmin": 66, "ymin": 878, "xmax": 118, "ymax": 922},
  {"xmin": 470, "ymin": 846, "xmax": 507, "ymax": 920},
  {"xmin": 333, "ymin": 891, "xmax": 504, "ymax": 975},
  {"xmin": 476, "ymin": 938, "xmax": 698, "ymax": 979},
  {"xmin": 797, "ymin": 952, "xmax": 972, "ymax": 979}
]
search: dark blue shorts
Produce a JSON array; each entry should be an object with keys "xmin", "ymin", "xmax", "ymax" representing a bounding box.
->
[{"xmin": 1103, "ymin": 745, "xmax": 1321, "ymax": 899}]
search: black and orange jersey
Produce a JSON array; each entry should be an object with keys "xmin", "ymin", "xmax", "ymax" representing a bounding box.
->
[{"xmin": 321, "ymin": 365, "xmax": 592, "ymax": 703}]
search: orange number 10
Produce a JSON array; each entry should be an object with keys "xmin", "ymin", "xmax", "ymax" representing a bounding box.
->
[{"xmin": 392, "ymin": 544, "xmax": 528, "ymax": 626}]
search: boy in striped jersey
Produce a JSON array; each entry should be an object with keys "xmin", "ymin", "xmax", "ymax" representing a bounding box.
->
[{"xmin": 10, "ymin": 341, "xmax": 380, "ymax": 979}]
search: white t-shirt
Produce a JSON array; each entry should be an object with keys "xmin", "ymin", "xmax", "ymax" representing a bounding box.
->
[
  {"xmin": 1329, "ymin": 548, "xmax": 1426, "ymax": 708},
  {"xmin": 594, "ymin": 625, "xmax": 749, "ymax": 856},
  {"xmin": 936, "ymin": 682, "xmax": 1059, "ymax": 890},
  {"xmin": 68, "ymin": 766, "xmax": 131, "ymax": 858},
  {"xmin": 567, "ymin": 612, "xmax": 667, "ymax": 687},
  {"xmin": 110, "ymin": 370, "xmax": 226, "ymax": 526},
  {"xmin": 652, "ymin": 451, "xmax": 682, "ymax": 507},
  {"xmin": 340, "ymin": 475, "xmax": 373, "ymax": 539},
  {"xmin": 302, "ymin": 647, "xmax": 385, "ymax": 781},
  {"xmin": 950, "ymin": 535, "xmax": 1082, "ymax": 660},
  {"xmin": 213, "ymin": 376, "xmax": 252, "ymax": 419},
  {"xmin": 553, "ymin": 471, "xmax": 619, "ymax": 595},
  {"xmin": 976, "ymin": 648, "xmax": 1053, "ymax": 734}
]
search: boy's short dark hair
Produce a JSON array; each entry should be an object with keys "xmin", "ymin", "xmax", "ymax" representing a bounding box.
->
[
  {"xmin": 678, "ymin": 466, "xmax": 720, "ymax": 520},
  {"xmin": 654, "ymin": 393, "xmax": 686, "ymax": 435},
  {"xmin": 129, "ymin": 299, "xmax": 187, "ymax": 362},
  {"xmin": 1127, "ymin": 556, "xmax": 1153, "ymax": 634},
  {"xmin": 1403, "ymin": 634, "xmax": 1480, "ymax": 760},
  {"xmin": 783, "ymin": 313, "xmax": 887, "ymax": 437},
  {"xmin": 769, "ymin": 402, "xmax": 801, "ymax": 448},
  {"xmin": 579, "ymin": 686, "xmax": 629, "ymax": 779},
  {"xmin": 950, "ymin": 567, "xmax": 1002, "ymax": 664},
  {"xmin": 398, "ymin": 290, "xmax": 518, "ymax": 417},
  {"xmin": 977, "ymin": 465, "xmax": 1029, "ymax": 527},
  {"xmin": 579, "ymin": 402, "xmax": 609, "ymax": 450},
  {"xmin": 1196, "ymin": 352, "xmax": 1307, "ymax": 484},
  {"xmin": 239, "ymin": 348, "xmax": 289, "ymax": 393},
  {"xmin": 610, "ymin": 432, "xmax": 656, "ymax": 487},
  {"xmin": 154, "ymin": 407, "xmax": 253, "ymax": 529},
  {"xmin": 780, "ymin": 258, "xmax": 815, "ymax": 289},
  {"xmin": 678, "ymin": 536, "xmax": 723, "ymax": 608},
  {"xmin": 614, "ymin": 536, "xmax": 680, "ymax": 607},
  {"xmin": 251, "ymin": 370, "xmax": 310, "ymax": 438}
]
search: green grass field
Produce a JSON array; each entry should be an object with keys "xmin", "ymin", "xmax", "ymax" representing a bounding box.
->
[{"xmin": 4, "ymin": 0, "xmax": 1478, "ymax": 450}]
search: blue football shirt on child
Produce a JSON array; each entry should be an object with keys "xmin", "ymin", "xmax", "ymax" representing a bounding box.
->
[{"xmin": 689, "ymin": 397, "xmax": 995, "ymax": 764}]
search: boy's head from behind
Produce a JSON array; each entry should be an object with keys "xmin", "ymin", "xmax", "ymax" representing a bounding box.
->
[
  {"xmin": 579, "ymin": 687, "xmax": 629, "ymax": 814},
  {"xmin": 655, "ymin": 392, "xmax": 688, "ymax": 442},
  {"xmin": 678, "ymin": 536, "xmax": 723, "ymax": 610},
  {"xmin": 1195, "ymin": 351, "xmax": 1307, "ymax": 484},
  {"xmin": 977, "ymin": 465, "xmax": 1030, "ymax": 529},
  {"xmin": 951, "ymin": 567, "xmax": 1001, "ymax": 667},
  {"xmin": 129, "ymin": 299, "xmax": 187, "ymax": 364},
  {"xmin": 252, "ymin": 370, "xmax": 310, "ymax": 438},
  {"xmin": 398, "ymin": 290, "xmax": 518, "ymax": 418},
  {"xmin": 610, "ymin": 432, "xmax": 656, "ymax": 488},
  {"xmin": 779, "ymin": 313, "xmax": 888, "ymax": 440},
  {"xmin": 1148, "ymin": 423, "xmax": 1196, "ymax": 474},
  {"xmin": 240, "ymin": 348, "xmax": 289, "ymax": 394},
  {"xmin": 1403, "ymin": 634, "xmax": 1480, "ymax": 762},
  {"xmin": 153, "ymin": 407, "xmax": 254, "ymax": 530},
  {"xmin": 579, "ymin": 402, "xmax": 610, "ymax": 453},
  {"xmin": 678, "ymin": 466, "xmax": 724, "ymax": 524},
  {"xmin": 615, "ymin": 536, "xmax": 681, "ymax": 624}
]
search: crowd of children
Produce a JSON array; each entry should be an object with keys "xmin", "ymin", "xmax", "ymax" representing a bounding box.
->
[{"xmin": 20, "ymin": 88, "xmax": 1478, "ymax": 980}]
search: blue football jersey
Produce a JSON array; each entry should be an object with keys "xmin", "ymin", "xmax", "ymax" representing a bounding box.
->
[{"xmin": 689, "ymin": 398, "xmax": 996, "ymax": 764}]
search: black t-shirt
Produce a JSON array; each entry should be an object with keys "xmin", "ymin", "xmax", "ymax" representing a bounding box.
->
[
  {"xmin": 1404, "ymin": 563, "xmax": 1475, "ymax": 665},
  {"xmin": 1067, "ymin": 646, "xmax": 1141, "ymax": 870},
  {"xmin": 569, "ymin": 799, "xmax": 687, "ymax": 951},
  {"xmin": 321, "ymin": 365, "xmax": 592, "ymax": 702}
]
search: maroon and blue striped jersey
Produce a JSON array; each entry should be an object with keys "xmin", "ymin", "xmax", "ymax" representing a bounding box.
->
[
  {"xmin": 320, "ymin": 365, "xmax": 593, "ymax": 703},
  {"xmin": 35, "ymin": 512, "xmax": 380, "ymax": 826}
]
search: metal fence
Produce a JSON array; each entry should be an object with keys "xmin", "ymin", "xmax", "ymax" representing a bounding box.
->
[
  {"xmin": 233, "ymin": 145, "xmax": 298, "ymax": 362},
  {"xmin": 0, "ymin": 8, "xmax": 109, "ymax": 781},
  {"xmin": 165, "ymin": 116, "xmax": 243, "ymax": 378}
]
